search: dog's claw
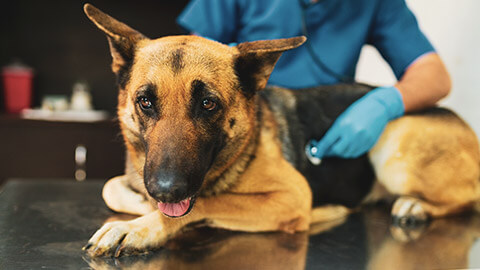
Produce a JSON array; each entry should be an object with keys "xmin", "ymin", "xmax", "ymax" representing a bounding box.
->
[
  {"xmin": 114, "ymin": 244, "xmax": 124, "ymax": 257},
  {"xmin": 82, "ymin": 243, "xmax": 93, "ymax": 251},
  {"xmin": 91, "ymin": 246, "xmax": 101, "ymax": 256}
]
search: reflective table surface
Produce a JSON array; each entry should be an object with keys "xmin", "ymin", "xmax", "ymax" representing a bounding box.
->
[{"xmin": 1, "ymin": 179, "xmax": 480, "ymax": 269}]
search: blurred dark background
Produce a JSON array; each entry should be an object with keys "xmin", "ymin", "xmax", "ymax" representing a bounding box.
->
[
  {"xmin": 0, "ymin": 0, "xmax": 189, "ymax": 184},
  {"xmin": 0, "ymin": 0, "xmax": 189, "ymax": 112}
]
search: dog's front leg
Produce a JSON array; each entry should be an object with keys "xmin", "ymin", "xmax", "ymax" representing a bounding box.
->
[
  {"xmin": 102, "ymin": 175, "xmax": 155, "ymax": 215},
  {"xmin": 159, "ymin": 191, "xmax": 311, "ymax": 237},
  {"xmin": 85, "ymin": 189, "xmax": 310, "ymax": 257},
  {"xmin": 189, "ymin": 192, "xmax": 311, "ymax": 233}
]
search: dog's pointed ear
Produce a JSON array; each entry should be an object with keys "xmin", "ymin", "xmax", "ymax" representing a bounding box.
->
[
  {"xmin": 234, "ymin": 36, "xmax": 306, "ymax": 96},
  {"xmin": 84, "ymin": 3, "xmax": 148, "ymax": 76}
]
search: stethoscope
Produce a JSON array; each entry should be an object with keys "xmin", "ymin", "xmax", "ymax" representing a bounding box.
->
[
  {"xmin": 298, "ymin": 0, "xmax": 355, "ymax": 165},
  {"xmin": 298, "ymin": 0, "xmax": 354, "ymax": 84}
]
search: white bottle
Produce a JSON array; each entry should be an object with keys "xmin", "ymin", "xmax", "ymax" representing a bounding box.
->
[{"xmin": 70, "ymin": 81, "xmax": 93, "ymax": 111}]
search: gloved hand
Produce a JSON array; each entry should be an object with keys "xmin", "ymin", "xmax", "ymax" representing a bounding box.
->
[{"xmin": 307, "ymin": 86, "xmax": 405, "ymax": 159}]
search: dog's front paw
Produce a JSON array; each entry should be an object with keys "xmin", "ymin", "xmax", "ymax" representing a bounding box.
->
[{"xmin": 83, "ymin": 218, "xmax": 166, "ymax": 257}]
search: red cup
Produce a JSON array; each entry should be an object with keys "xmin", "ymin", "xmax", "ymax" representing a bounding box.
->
[{"xmin": 2, "ymin": 63, "xmax": 34, "ymax": 114}]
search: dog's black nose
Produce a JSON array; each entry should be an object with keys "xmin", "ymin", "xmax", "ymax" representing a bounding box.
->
[{"xmin": 145, "ymin": 171, "xmax": 190, "ymax": 203}]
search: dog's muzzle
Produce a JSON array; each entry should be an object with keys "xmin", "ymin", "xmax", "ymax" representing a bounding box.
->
[{"xmin": 144, "ymin": 169, "xmax": 201, "ymax": 217}]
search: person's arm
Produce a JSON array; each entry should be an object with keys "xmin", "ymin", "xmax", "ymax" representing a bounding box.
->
[
  {"xmin": 395, "ymin": 53, "xmax": 451, "ymax": 112},
  {"xmin": 309, "ymin": 0, "xmax": 451, "ymax": 159},
  {"xmin": 308, "ymin": 53, "xmax": 451, "ymax": 159}
]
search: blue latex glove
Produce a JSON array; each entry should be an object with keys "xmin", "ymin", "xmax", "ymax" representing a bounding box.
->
[{"xmin": 308, "ymin": 86, "xmax": 405, "ymax": 159}]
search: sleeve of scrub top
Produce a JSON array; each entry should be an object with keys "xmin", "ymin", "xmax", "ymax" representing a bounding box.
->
[
  {"xmin": 368, "ymin": 0, "xmax": 435, "ymax": 79},
  {"xmin": 177, "ymin": 0, "xmax": 239, "ymax": 43}
]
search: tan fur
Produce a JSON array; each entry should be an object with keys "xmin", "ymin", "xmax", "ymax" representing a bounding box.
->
[
  {"xmin": 83, "ymin": 4, "xmax": 312, "ymax": 257},
  {"xmin": 370, "ymin": 112, "xmax": 480, "ymax": 218},
  {"xmin": 86, "ymin": 100, "xmax": 312, "ymax": 256},
  {"xmin": 83, "ymin": 4, "xmax": 480, "ymax": 257},
  {"xmin": 102, "ymin": 175, "xmax": 154, "ymax": 215}
]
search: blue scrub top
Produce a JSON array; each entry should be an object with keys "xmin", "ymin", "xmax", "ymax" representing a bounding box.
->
[{"xmin": 177, "ymin": 0, "xmax": 435, "ymax": 89}]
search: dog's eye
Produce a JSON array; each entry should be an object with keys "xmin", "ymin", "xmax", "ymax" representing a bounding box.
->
[
  {"xmin": 202, "ymin": 98, "xmax": 217, "ymax": 111},
  {"xmin": 138, "ymin": 97, "xmax": 153, "ymax": 110}
]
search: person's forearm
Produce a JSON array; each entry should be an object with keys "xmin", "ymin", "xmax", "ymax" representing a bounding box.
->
[{"xmin": 395, "ymin": 53, "xmax": 451, "ymax": 112}]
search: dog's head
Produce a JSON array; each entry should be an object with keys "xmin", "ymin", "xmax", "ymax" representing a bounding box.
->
[{"xmin": 84, "ymin": 4, "xmax": 305, "ymax": 217}]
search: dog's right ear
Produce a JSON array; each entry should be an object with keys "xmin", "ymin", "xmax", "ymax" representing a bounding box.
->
[
  {"xmin": 234, "ymin": 36, "xmax": 306, "ymax": 97},
  {"xmin": 84, "ymin": 4, "xmax": 147, "ymax": 78}
]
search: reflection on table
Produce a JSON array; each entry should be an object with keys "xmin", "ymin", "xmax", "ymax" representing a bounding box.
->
[{"xmin": 1, "ymin": 179, "xmax": 479, "ymax": 269}]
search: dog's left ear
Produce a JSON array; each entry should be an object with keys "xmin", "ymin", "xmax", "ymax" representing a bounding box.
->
[
  {"xmin": 84, "ymin": 4, "xmax": 148, "ymax": 78},
  {"xmin": 234, "ymin": 36, "xmax": 306, "ymax": 95}
]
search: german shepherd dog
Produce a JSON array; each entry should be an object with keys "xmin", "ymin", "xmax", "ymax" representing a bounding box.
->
[{"xmin": 83, "ymin": 4, "xmax": 480, "ymax": 256}]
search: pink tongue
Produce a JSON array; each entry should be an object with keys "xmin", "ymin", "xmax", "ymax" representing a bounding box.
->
[{"xmin": 157, "ymin": 198, "xmax": 191, "ymax": 217}]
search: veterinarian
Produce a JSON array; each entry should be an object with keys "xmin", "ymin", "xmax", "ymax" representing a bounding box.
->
[{"xmin": 177, "ymin": 0, "xmax": 451, "ymax": 159}]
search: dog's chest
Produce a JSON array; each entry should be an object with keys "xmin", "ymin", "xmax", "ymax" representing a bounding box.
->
[{"xmin": 261, "ymin": 85, "xmax": 376, "ymax": 208}]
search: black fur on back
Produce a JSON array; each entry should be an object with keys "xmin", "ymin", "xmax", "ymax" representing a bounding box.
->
[{"xmin": 259, "ymin": 84, "xmax": 376, "ymax": 208}]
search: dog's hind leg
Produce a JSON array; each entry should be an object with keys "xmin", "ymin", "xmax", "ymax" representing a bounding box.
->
[
  {"xmin": 102, "ymin": 175, "xmax": 155, "ymax": 216},
  {"xmin": 369, "ymin": 111, "xmax": 480, "ymax": 222},
  {"xmin": 389, "ymin": 196, "xmax": 472, "ymax": 242},
  {"xmin": 391, "ymin": 196, "xmax": 470, "ymax": 225}
]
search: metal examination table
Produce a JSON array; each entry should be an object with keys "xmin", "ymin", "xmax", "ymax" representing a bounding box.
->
[{"xmin": 1, "ymin": 179, "xmax": 480, "ymax": 269}]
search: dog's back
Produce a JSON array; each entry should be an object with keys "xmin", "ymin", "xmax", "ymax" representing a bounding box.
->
[{"xmin": 261, "ymin": 84, "xmax": 480, "ymax": 210}]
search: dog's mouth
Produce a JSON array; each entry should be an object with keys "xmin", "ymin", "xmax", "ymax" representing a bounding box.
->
[{"xmin": 157, "ymin": 196, "xmax": 197, "ymax": 218}]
